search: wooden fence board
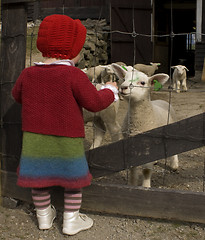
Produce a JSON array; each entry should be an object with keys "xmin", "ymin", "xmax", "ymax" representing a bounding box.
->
[
  {"xmin": 82, "ymin": 182, "xmax": 205, "ymax": 224},
  {"xmin": 1, "ymin": 4, "xmax": 25, "ymax": 172},
  {"xmin": 1, "ymin": 171, "xmax": 32, "ymax": 202},
  {"xmin": 2, "ymin": 0, "xmax": 35, "ymax": 3},
  {"xmin": 87, "ymin": 113, "xmax": 205, "ymax": 178},
  {"xmin": 0, "ymin": 1, "xmax": 27, "ymax": 203},
  {"xmin": 2, "ymin": 170, "xmax": 205, "ymax": 224},
  {"xmin": 40, "ymin": 6, "xmax": 109, "ymax": 20}
]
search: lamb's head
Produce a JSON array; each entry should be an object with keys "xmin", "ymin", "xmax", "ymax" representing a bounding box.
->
[
  {"xmin": 111, "ymin": 63, "xmax": 169, "ymax": 103},
  {"xmin": 150, "ymin": 62, "xmax": 161, "ymax": 70},
  {"xmin": 171, "ymin": 65, "xmax": 189, "ymax": 75}
]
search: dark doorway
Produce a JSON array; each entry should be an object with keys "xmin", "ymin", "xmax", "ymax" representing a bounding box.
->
[
  {"xmin": 154, "ymin": 0, "xmax": 196, "ymax": 76},
  {"xmin": 110, "ymin": 0, "xmax": 152, "ymax": 65}
]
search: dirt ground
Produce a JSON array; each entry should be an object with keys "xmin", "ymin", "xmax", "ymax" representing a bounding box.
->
[{"xmin": 1, "ymin": 59, "xmax": 205, "ymax": 239}]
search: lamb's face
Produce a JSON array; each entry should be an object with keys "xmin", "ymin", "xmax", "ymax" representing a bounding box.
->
[
  {"xmin": 111, "ymin": 63, "xmax": 169, "ymax": 103},
  {"xmin": 172, "ymin": 65, "xmax": 189, "ymax": 75},
  {"xmin": 120, "ymin": 68, "xmax": 150, "ymax": 102},
  {"xmin": 176, "ymin": 66, "xmax": 185, "ymax": 75}
]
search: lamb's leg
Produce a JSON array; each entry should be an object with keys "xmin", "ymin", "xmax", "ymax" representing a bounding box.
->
[
  {"xmin": 176, "ymin": 80, "xmax": 181, "ymax": 93},
  {"xmin": 90, "ymin": 119, "xmax": 106, "ymax": 149},
  {"xmin": 129, "ymin": 164, "xmax": 153, "ymax": 188},
  {"xmin": 173, "ymin": 82, "xmax": 176, "ymax": 91},
  {"xmin": 128, "ymin": 166, "xmax": 138, "ymax": 186},
  {"xmin": 182, "ymin": 79, "xmax": 187, "ymax": 92},
  {"xmin": 106, "ymin": 122, "xmax": 122, "ymax": 142},
  {"xmin": 101, "ymin": 101, "xmax": 122, "ymax": 142},
  {"xmin": 169, "ymin": 154, "xmax": 179, "ymax": 170},
  {"xmin": 142, "ymin": 163, "xmax": 153, "ymax": 188}
]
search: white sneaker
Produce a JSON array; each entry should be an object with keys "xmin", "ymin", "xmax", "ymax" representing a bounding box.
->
[
  {"xmin": 36, "ymin": 205, "xmax": 56, "ymax": 230},
  {"xmin": 63, "ymin": 211, "xmax": 93, "ymax": 235}
]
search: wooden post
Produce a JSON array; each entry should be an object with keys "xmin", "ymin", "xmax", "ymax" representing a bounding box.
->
[
  {"xmin": 0, "ymin": 0, "xmax": 1, "ymax": 206},
  {"xmin": 0, "ymin": 2, "xmax": 28, "ymax": 205},
  {"xmin": 202, "ymin": 58, "xmax": 205, "ymax": 81}
]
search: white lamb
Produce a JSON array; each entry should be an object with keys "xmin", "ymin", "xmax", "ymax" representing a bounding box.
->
[
  {"xmin": 111, "ymin": 63, "xmax": 179, "ymax": 188},
  {"xmin": 84, "ymin": 64, "xmax": 118, "ymax": 84},
  {"xmin": 84, "ymin": 66, "xmax": 105, "ymax": 83},
  {"xmin": 84, "ymin": 63, "xmax": 127, "ymax": 85},
  {"xmin": 83, "ymin": 65, "xmax": 122, "ymax": 149},
  {"xmin": 172, "ymin": 65, "xmax": 189, "ymax": 93},
  {"xmin": 134, "ymin": 62, "xmax": 161, "ymax": 77},
  {"xmin": 100, "ymin": 64, "xmax": 117, "ymax": 83},
  {"xmin": 83, "ymin": 84, "xmax": 122, "ymax": 149}
]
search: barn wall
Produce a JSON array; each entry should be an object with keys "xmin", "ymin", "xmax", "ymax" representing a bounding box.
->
[
  {"xmin": 27, "ymin": 0, "xmax": 110, "ymax": 21},
  {"xmin": 110, "ymin": 0, "xmax": 152, "ymax": 65},
  {"xmin": 12, "ymin": 0, "xmax": 205, "ymax": 82}
]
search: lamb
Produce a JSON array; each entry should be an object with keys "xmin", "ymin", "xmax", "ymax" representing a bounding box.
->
[
  {"xmin": 134, "ymin": 62, "xmax": 161, "ymax": 77},
  {"xmin": 100, "ymin": 64, "xmax": 117, "ymax": 83},
  {"xmin": 83, "ymin": 84, "xmax": 122, "ymax": 149},
  {"xmin": 84, "ymin": 64, "xmax": 118, "ymax": 84},
  {"xmin": 111, "ymin": 63, "xmax": 179, "ymax": 188},
  {"xmin": 82, "ymin": 65, "xmax": 123, "ymax": 149},
  {"xmin": 84, "ymin": 63, "xmax": 127, "ymax": 84},
  {"xmin": 171, "ymin": 65, "xmax": 189, "ymax": 93},
  {"xmin": 84, "ymin": 65, "xmax": 105, "ymax": 83}
]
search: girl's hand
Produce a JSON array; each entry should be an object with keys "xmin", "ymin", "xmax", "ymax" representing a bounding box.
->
[{"xmin": 105, "ymin": 81, "xmax": 118, "ymax": 89}]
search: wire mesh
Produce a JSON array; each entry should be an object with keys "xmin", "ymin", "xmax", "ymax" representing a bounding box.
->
[{"xmin": 1, "ymin": 0, "xmax": 205, "ymax": 191}]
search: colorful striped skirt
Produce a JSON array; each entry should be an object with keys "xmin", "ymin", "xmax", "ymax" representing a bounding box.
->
[{"xmin": 17, "ymin": 132, "xmax": 92, "ymax": 189}]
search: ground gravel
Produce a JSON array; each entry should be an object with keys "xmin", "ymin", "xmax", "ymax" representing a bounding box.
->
[{"xmin": 1, "ymin": 202, "xmax": 205, "ymax": 240}]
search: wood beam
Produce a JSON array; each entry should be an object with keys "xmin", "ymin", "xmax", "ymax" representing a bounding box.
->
[
  {"xmin": 2, "ymin": 0, "xmax": 35, "ymax": 3},
  {"xmin": 86, "ymin": 113, "xmax": 205, "ymax": 178},
  {"xmin": 2, "ymin": 170, "xmax": 205, "ymax": 224},
  {"xmin": 0, "ymin": 1, "xmax": 27, "ymax": 203},
  {"xmin": 82, "ymin": 182, "xmax": 205, "ymax": 224}
]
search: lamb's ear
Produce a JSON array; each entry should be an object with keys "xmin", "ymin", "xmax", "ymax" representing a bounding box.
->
[
  {"xmin": 171, "ymin": 66, "xmax": 176, "ymax": 69},
  {"xmin": 149, "ymin": 73, "xmax": 169, "ymax": 86},
  {"xmin": 111, "ymin": 63, "xmax": 127, "ymax": 80},
  {"xmin": 184, "ymin": 66, "xmax": 189, "ymax": 71}
]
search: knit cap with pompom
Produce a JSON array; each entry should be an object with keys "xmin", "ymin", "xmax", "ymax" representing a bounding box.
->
[{"xmin": 37, "ymin": 14, "xmax": 86, "ymax": 60}]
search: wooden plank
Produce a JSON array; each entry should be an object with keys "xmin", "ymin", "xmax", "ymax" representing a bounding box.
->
[
  {"xmin": 0, "ymin": 1, "xmax": 27, "ymax": 205},
  {"xmin": 110, "ymin": 0, "xmax": 152, "ymax": 65},
  {"xmin": 2, "ymin": 170, "xmax": 205, "ymax": 224},
  {"xmin": 2, "ymin": 0, "xmax": 35, "ymax": 3},
  {"xmin": 202, "ymin": 58, "xmax": 205, "ymax": 81},
  {"xmin": 84, "ymin": 182, "xmax": 205, "ymax": 224},
  {"xmin": 0, "ymin": 3, "xmax": 26, "ymax": 173},
  {"xmin": 86, "ymin": 113, "xmax": 205, "ymax": 178},
  {"xmin": 40, "ymin": 6, "xmax": 109, "ymax": 20},
  {"xmin": 82, "ymin": 182, "xmax": 205, "ymax": 224},
  {"xmin": 1, "ymin": 171, "xmax": 32, "ymax": 202}
]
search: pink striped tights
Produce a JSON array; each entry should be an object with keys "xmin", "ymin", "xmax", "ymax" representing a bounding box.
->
[{"xmin": 31, "ymin": 188, "xmax": 82, "ymax": 212}]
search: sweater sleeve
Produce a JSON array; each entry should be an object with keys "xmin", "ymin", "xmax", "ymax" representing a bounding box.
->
[
  {"xmin": 12, "ymin": 69, "xmax": 25, "ymax": 104},
  {"xmin": 71, "ymin": 68, "xmax": 115, "ymax": 112}
]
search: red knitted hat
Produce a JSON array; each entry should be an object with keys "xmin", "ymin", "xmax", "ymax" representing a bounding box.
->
[{"xmin": 37, "ymin": 14, "xmax": 87, "ymax": 59}]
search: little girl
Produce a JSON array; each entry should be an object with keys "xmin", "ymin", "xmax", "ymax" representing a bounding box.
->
[{"xmin": 12, "ymin": 14, "xmax": 118, "ymax": 236}]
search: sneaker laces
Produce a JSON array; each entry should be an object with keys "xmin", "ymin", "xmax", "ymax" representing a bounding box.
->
[{"xmin": 79, "ymin": 213, "xmax": 88, "ymax": 221}]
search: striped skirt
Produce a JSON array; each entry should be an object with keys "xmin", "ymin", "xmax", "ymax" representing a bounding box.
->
[{"xmin": 17, "ymin": 132, "xmax": 92, "ymax": 189}]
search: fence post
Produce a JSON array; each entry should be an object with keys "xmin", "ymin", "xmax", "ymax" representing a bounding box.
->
[
  {"xmin": 0, "ymin": 1, "xmax": 27, "ymax": 205},
  {"xmin": 202, "ymin": 58, "xmax": 205, "ymax": 82}
]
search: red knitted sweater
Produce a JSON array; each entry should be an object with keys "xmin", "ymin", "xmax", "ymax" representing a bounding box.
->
[{"xmin": 12, "ymin": 65, "xmax": 114, "ymax": 137}]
